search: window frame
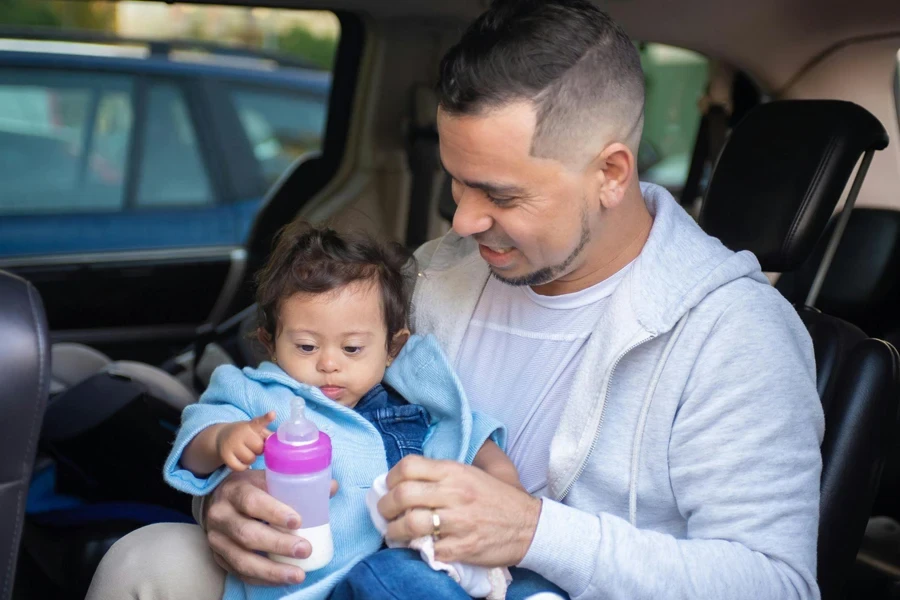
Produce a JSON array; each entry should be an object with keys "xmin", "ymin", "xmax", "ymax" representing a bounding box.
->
[{"xmin": 127, "ymin": 74, "xmax": 229, "ymax": 212}]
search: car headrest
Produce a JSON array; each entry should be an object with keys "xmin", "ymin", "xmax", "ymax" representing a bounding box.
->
[
  {"xmin": 777, "ymin": 208, "xmax": 900, "ymax": 336},
  {"xmin": 699, "ymin": 100, "xmax": 889, "ymax": 272}
]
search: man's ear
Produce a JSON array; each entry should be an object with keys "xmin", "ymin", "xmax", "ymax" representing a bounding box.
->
[
  {"xmin": 387, "ymin": 328, "xmax": 411, "ymax": 365},
  {"xmin": 594, "ymin": 142, "xmax": 637, "ymax": 210}
]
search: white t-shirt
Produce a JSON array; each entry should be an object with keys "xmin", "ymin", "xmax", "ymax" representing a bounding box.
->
[{"xmin": 454, "ymin": 263, "xmax": 633, "ymax": 494}]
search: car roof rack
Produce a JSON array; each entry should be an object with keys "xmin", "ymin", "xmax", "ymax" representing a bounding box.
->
[{"xmin": 0, "ymin": 26, "xmax": 324, "ymax": 72}]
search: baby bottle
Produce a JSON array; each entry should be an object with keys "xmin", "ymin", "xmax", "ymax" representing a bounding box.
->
[{"xmin": 264, "ymin": 396, "xmax": 334, "ymax": 571}]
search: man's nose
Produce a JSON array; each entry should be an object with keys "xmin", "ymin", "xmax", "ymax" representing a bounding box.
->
[{"xmin": 452, "ymin": 188, "xmax": 493, "ymax": 238}]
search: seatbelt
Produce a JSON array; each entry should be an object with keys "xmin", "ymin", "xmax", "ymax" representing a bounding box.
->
[
  {"xmin": 680, "ymin": 63, "xmax": 734, "ymax": 209},
  {"xmin": 404, "ymin": 85, "xmax": 443, "ymax": 249}
]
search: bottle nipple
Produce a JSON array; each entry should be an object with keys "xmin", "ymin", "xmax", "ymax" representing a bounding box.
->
[{"xmin": 277, "ymin": 397, "xmax": 320, "ymax": 446}]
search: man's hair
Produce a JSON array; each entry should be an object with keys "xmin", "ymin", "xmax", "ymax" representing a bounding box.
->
[
  {"xmin": 437, "ymin": 0, "xmax": 645, "ymax": 165},
  {"xmin": 254, "ymin": 222, "xmax": 412, "ymax": 355}
]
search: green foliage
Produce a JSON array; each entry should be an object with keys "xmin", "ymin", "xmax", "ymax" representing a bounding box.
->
[
  {"xmin": 0, "ymin": 0, "xmax": 61, "ymax": 27},
  {"xmin": 0, "ymin": 0, "xmax": 115, "ymax": 30},
  {"xmin": 277, "ymin": 26, "xmax": 338, "ymax": 70}
]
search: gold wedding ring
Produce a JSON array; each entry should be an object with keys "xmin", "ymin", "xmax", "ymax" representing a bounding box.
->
[{"xmin": 431, "ymin": 509, "xmax": 441, "ymax": 541}]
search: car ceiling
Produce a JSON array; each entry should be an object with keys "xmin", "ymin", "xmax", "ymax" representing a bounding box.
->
[{"xmin": 188, "ymin": 0, "xmax": 900, "ymax": 92}]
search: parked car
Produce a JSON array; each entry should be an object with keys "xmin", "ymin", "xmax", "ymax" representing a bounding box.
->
[{"xmin": 0, "ymin": 31, "xmax": 331, "ymax": 257}]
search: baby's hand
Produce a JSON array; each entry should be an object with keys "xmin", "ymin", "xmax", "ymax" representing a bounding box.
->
[{"xmin": 215, "ymin": 412, "xmax": 276, "ymax": 472}]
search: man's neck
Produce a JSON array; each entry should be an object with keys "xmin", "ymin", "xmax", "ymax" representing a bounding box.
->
[{"xmin": 532, "ymin": 189, "xmax": 653, "ymax": 297}]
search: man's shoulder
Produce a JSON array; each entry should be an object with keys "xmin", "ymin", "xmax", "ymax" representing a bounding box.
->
[{"xmin": 693, "ymin": 276, "xmax": 814, "ymax": 367}]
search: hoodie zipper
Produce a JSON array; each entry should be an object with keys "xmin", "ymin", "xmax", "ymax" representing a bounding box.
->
[{"xmin": 556, "ymin": 334, "xmax": 655, "ymax": 502}]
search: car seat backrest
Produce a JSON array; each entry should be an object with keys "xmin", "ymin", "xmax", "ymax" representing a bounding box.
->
[
  {"xmin": 700, "ymin": 100, "xmax": 889, "ymax": 273},
  {"xmin": 777, "ymin": 208, "xmax": 900, "ymax": 338},
  {"xmin": 0, "ymin": 270, "xmax": 50, "ymax": 600},
  {"xmin": 699, "ymin": 99, "xmax": 896, "ymax": 600}
]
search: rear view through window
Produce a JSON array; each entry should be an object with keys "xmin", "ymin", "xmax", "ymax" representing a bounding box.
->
[{"xmin": 0, "ymin": 2, "xmax": 339, "ymax": 258}]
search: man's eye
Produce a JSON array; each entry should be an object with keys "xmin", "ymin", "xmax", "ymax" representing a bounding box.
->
[
  {"xmin": 487, "ymin": 195, "xmax": 515, "ymax": 206},
  {"xmin": 344, "ymin": 346, "xmax": 362, "ymax": 355},
  {"xmin": 298, "ymin": 344, "xmax": 316, "ymax": 353}
]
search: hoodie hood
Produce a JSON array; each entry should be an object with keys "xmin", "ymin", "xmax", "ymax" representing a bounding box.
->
[{"xmin": 630, "ymin": 182, "xmax": 767, "ymax": 335}]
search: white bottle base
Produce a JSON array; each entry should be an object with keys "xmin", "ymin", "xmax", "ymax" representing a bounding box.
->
[{"xmin": 269, "ymin": 523, "xmax": 334, "ymax": 572}]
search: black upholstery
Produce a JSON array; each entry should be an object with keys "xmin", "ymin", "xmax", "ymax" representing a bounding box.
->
[
  {"xmin": 0, "ymin": 270, "xmax": 50, "ymax": 600},
  {"xmin": 818, "ymin": 339, "xmax": 900, "ymax": 597},
  {"xmin": 700, "ymin": 100, "xmax": 889, "ymax": 272},
  {"xmin": 700, "ymin": 99, "xmax": 896, "ymax": 600},
  {"xmin": 797, "ymin": 308, "xmax": 866, "ymax": 413},
  {"xmin": 778, "ymin": 208, "xmax": 900, "ymax": 338}
]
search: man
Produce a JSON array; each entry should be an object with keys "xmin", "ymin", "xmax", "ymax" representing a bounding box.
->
[{"xmin": 87, "ymin": 1, "xmax": 824, "ymax": 598}]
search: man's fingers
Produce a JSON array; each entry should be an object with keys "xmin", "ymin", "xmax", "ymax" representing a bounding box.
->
[
  {"xmin": 212, "ymin": 508, "xmax": 312, "ymax": 558},
  {"xmin": 378, "ymin": 480, "xmax": 444, "ymax": 521},
  {"xmin": 385, "ymin": 455, "xmax": 452, "ymax": 490},
  {"xmin": 385, "ymin": 507, "xmax": 442, "ymax": 542},
  {"xmin": 208, "ymin": 529, "xmax": 305, "ymax": 586},
  {"xmin": 223, "ymin": 476, "xmax": 300, "ymax": 528}
]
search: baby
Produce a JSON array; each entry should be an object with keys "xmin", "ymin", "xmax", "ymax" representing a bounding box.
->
[{"xmin": 163, "ymin": 223, "xmax": 521, "ymax": 600}]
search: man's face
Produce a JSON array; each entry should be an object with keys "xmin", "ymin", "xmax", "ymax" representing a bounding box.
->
[{"xmin": 438, "ymin": 102, "xmax": 597, "ymax": 287}]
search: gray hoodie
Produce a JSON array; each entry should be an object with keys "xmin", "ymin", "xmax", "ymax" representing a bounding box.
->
[{"xmin": 410, "ymin": 183, "xmax": 824, "ymax": 599}]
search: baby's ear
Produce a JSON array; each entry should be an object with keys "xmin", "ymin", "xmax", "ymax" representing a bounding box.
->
[
  {"xmin": 387, "ymin": 328, "xmax": 411, "ymax": 364},
  {"xmin": 256, "ymin": 328, "xmax": 275, "ymax": 358}
]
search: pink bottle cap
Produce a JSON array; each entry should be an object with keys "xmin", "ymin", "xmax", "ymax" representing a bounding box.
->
[{"xmin": 264, "ymin": 430, "xmax": 332, "ymax": 475}]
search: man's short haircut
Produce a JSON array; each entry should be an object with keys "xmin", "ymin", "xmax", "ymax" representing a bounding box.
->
[{"xmin": 437, "ymin": 0, "xmax": 645, "ymax": 166}]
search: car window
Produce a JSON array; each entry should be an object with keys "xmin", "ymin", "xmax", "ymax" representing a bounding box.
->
[
  {"xmin": 230, "ymin": 87, "xmax": 327, "ymax": 187},
  {"xmin": 0, "ymin": 4, "xmax": 342, "ymax": 260},
  {"xmin": 0, "ymin": 70, "xmax": 134, "ymax": 214},
  {"xmin": 136, "ymin": 83, "xmax": 215, "ymax": 208},
  {"xmin": 637, "ymin": 43, "xmax": 709, "ymax": 194}
]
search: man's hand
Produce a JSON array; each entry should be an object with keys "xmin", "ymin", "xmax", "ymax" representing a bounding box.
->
[
  {"xmin": 215, "ymin": 412, "xmax": 275, "ymax": 472},
  {"xmin": 204, "ymin": 469, "xmax": 339, "ymax": 586},
  {"xmin": 377, "ymin": 455, "xmax": 542, "ymax": 567}
]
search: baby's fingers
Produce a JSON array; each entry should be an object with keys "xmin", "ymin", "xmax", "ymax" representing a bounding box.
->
[
  {"xmin": 250, "ymin": 411, "xmax": 277, "ymax": 437},
  {"xmin": 223, "ymin": 452, "xmax": 249, "ymax": 472},
  {"xmin": 234, "ymin": 444, "xmax": 258, "ymax": 467}
]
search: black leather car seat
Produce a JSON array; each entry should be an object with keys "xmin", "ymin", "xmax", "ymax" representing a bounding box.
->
[
  {"xmin": 0, "ymin": 270, "xmax": 51, "ymax": 600},
  {"xmin": 699, "ymin": 99, "xmax": 897, "ymax": 600},
  {"xmin": 777, "ymin": 207, "xmax": 900, "ymax": 341}
]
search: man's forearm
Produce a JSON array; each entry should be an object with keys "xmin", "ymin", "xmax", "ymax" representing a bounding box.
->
[{"xmin": 518, "ymin": 500, "xmax": 818, "ymax": 600}]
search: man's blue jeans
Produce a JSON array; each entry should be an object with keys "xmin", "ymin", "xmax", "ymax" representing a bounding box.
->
[{"xmin": 330, "ymin": 548, "xmax": 569, "ymax": 599}]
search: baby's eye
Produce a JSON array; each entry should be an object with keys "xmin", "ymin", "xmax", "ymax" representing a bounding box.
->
[
  {"xmin": 343, "ymin": 346, "xmax": 362, "ymax": 355},
  {"xmin": 297, "ymin": 344, "xmax": 316, "ymax": 353}
]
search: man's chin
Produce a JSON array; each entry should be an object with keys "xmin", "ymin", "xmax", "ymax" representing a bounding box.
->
[{"xmin": 490, "ymin": 265, "xmax": 557, "ymax": 288}]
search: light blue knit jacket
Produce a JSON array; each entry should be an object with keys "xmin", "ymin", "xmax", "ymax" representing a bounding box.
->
[{"xmin": 164, "ymin": 333, "xmax": 505, "ymax": 600}]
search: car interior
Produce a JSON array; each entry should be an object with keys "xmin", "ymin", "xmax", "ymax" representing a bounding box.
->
[{"xmin": 1, "ymin": 0, "xmax": 900, "ymax": 598}]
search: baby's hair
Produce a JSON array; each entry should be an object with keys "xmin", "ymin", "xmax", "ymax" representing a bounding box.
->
[{"xmin": 254, "ymin": 222, "xmax": 414, "ymax": 357}]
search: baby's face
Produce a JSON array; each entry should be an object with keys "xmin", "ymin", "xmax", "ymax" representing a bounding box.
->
[{"xmin": 273, "ymin": 283, "xmax": 392, "ymax": 409}]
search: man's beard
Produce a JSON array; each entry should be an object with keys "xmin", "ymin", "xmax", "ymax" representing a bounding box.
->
[{"xmin": 491, "ymin": 208, "xmax": 591, "ymax": 288}]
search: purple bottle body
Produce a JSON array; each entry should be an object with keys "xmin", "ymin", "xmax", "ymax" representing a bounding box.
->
[
  {"xmin": 264, "ymin": 427, "xmax": 334, "ymax": 570},
  {"xmin": 264, "ymin": 431, "xmax": 333, "ymax": 527}
]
